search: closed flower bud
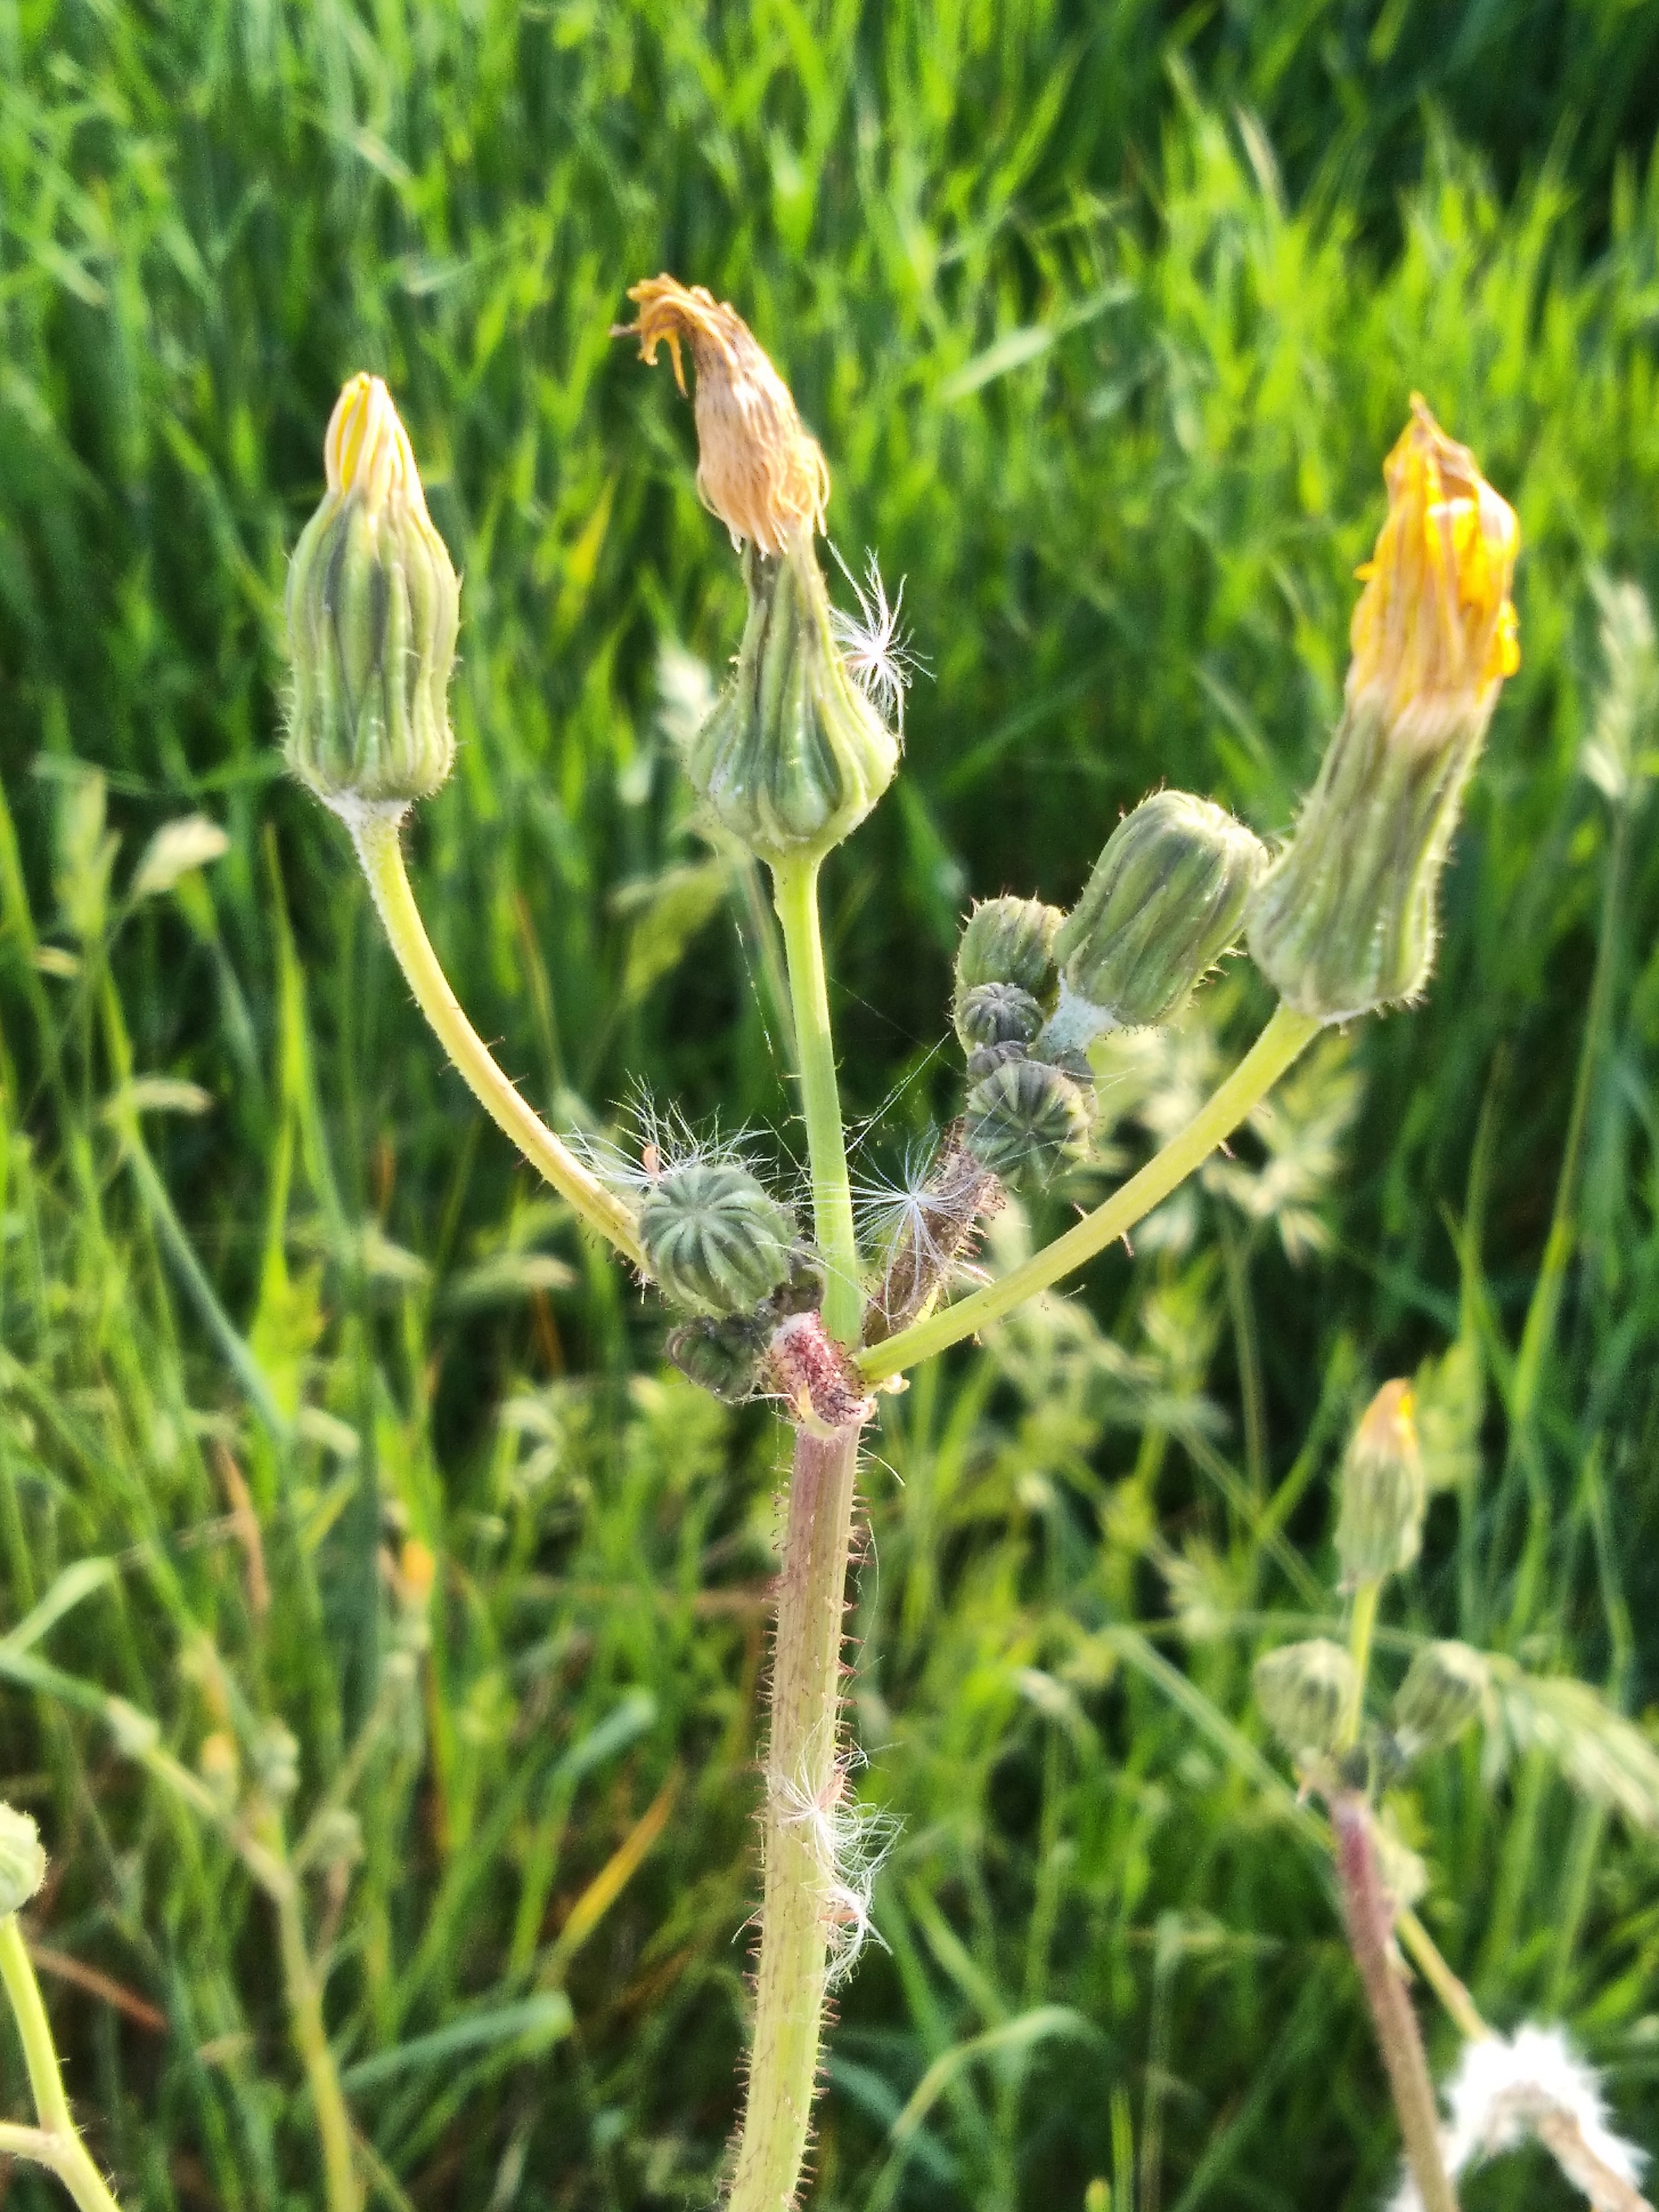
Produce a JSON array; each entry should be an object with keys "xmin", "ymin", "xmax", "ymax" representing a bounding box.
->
[
  {"xmin": 640, "ymin": 1161, "xmax": 796, "ymax": 1320},
  {"xmin": 667, "ymin": 1315, "xmax": 767, "ymax": 1402},
  {"xmin": 955, "ymin": 981, "xmax": 1045, "ymax": 1052},
  {"xmin": 963, "ymin": 1057, "xmax": 1091, "ymax": 1184},
  {"xmin": 954, "ymin": 896, "xmax": 1062, "ymax": 1002},
  {"xmin": 1249, "ymin": 398, "xmax": 1520, "ymax": 1021},
  {"xmin": 0, "ymin": 1804, "xmax": 46, "ymax": 1916},
  {"xmin": 965, "ymin": 1040, "xmax": 1029, "ymax": 1083},
  {"xmin": 682, "ymin": 538, "xmax": 899, "ymax": 866},
  {"xmin": 1051, "ymin": 791, "xmax": 1266, "ymax": 1040},
  {"xmin": 1336, "ymin": 1380, "xmax": 1426, "ymax": 1589},
  {"xmin": 1254, "ymin": 1639, "xmax": 1357, "ymax": 1762},
  {"xmin": 252, "ymin": 1718, "xmax": 300, "ymax": 1803},
  {"xmin": 1393, "ymin": 1639, "xmax": 1489, "ymax": 1757},
  {"xmin": 285, "ymin": 374, "xmax": 459, "ymax": 812}
]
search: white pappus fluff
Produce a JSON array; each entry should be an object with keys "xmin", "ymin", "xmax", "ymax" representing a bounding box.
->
[
  {"xmin": 1388, "ymin": 2025, "xmax": 1649, "ymax": 2212},
  {"xmin": 771, "ymin": 1742, "xmax": 900, "ymax": 1989},
  {"xmin": 829, "ymin": 546, "xmax": 924, "ymax": 736}
]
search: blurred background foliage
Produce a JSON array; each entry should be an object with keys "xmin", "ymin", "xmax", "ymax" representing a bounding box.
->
[{"xmin": 4, "ymin": 1, "xmax": 1659, "ymax": 2207}]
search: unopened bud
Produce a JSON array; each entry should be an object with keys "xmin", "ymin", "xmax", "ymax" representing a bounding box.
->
[
  {"xmin": 1254, "ymin": 1639, "xmax": 1356, "ymax": 1762},
  {"xmin": 284, "ymin": 374, "xmax": 459, "ymax": 812},
  {"xmin": 955, "ymin": 981, "xmax": 1045, "ymax": 1052},
  {"xmin": 1393, "ymin": 1640, "xmax": 1488, "ymax": 1757},
  {"xmin": 666, "ymin": 1315, "xmax": 767, "ymax": 1402},
  {"xmin": 251, "ymin": 1718, "xmax": 300, "ymax": 1803},
  {"xmin": 1248, "ymin": 399, "xmax": 1520, "ymax": 1021},
  {"xmin": 963, "ymin": 1058, "xmax": 1091, "ymax": 1184},
  {"xmin": 1051, "ymin": 791, "xmax": 1266, "ymax": 1037},
  {"xmin": 640, "ymin": 1161, "xmax": 795, "ymax": 1320},
  {"xmin": 682, "ymin": 540, "xmax": 898, "ymax": 866},
  {"xmin": 0, "ymin": 1805, "xmax": 46, "ymax": 1915},
  {"xmin": 1335, "ymin": 1380, "xmax": 1425, "ymax": 1589},
  {"xmin": 198, "ymin": 1730, "xmax": 240, "ymax": 1813},
  {"xmin": 954, "ymin": 897, "xmax": 1062, "ymax": 1002}
]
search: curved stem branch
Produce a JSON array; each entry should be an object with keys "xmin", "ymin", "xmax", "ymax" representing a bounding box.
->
[
  {"xmin": 861, "ymin": 1003, "xmax": 1320, "ymax": 1382},
  {"xmin": 349, "ymin": 807, "xmax": 644, "ymax": 1269},
  {"xmin": 771, "ymin": 857, "xmax": 861, "ymax": 1344},
  {"xmin": 0, "ymin": 1918, "xmax": 123, "ymax": 2212}
]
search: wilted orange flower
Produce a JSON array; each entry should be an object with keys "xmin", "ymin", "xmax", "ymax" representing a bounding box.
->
[
  {"xmin": 1349, "ymin": 396, "xmax": 1520, "ymax": 730},
  {"xmin": 324, "ymin": 372, "xmax": 433, "ymax": 523},
  {"xmin": 619, "ymin": 275, "xmax": 829, "ymax": 555}
]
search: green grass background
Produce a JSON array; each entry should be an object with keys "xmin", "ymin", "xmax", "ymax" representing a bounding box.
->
[{"xmin": 5, "ymin": 2, "xmax": 1659, "ymax": 2206}]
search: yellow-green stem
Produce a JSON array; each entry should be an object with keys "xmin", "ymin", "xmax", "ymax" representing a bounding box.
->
[
  {"xmin": 727, "ymin": 1425, "xmax": 860, "ymax": 2212},
  {"xmin": 350, "ymin": 808, "xmax": 645, "ymax": 1269},
  {"xmin": 0, "ymin": 1917, "xmax": 123, "ymax": 2212},
  {"xmin": 272, "ymin": 1874, "xmax": 362, "ymax": 2212},
  {"xmin": 1396, "ymin": 1911, "xmax": 1489, "ymax": 2045},
  {"xmin": 862, "ymin": 1003, "xmax": 1320, "ymax": 1382},
  {"xmin": 771, "ymin": 856, "xmax": 861, "ymax": 1343},
  {"xmin": 1342, "ymin": 1578, "xmax": 1381, "ymax": 1749}
]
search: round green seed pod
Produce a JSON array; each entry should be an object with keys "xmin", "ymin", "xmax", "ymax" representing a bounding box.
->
[
  {"xmin": 954, "ymin": 982, "xmax": 1045, "ymax": 1052},
  {"xmin": 667, "ymin": 1317, "xmax": 766, "ymax": 1402},
  {"xmin": 0, "ymin": 1805, "xmax": 45, "ymax": 1916},
  {"xmin": 1335, "ymin": 1380, "xmax": 1426, "ymax": 1590},
  {"xmin": 955, "ymin": 896, "xmax": 1063, "ymax": 1002},
  {"xmin": 1254, "ymin": 1639, "xmax": 1356, "ymax": 1762},
  {"xmin": 1054, "ymin": 791, "xmax": 1267, "ymax": 1030},
  {"xmin": 1392, "ymin": 1640, "xmax": 1488, "ymax": 1758},
  {"xmin": 285, "ymin": 375, "xmax": 459, "ymax": 810},
  {"xmin": 963, "ymin": 1058, "xmax": 1091, "ymax": 1184},
  {"xmin": 965, "ymin": 1040, "xmax": 1028, "ymax": 1084},
  {"xmin": 640, "ymin": 1162, "xmax": 795, "ymax": 1320}
]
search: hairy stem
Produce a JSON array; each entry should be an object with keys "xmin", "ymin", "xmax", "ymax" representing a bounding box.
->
[
  {"xmin": 862, "ymin": 1003, "xmax": 1321, "ymax": 1382},
  {"xmin": 1331, "ymin": 1797, "xmax": 1459, "ymax": 2212},
  {"xmin": 0, "ymin": 1917, "xmax": 123, "ymax": 2212},
  {"xmin": 771, "ymin": 856, "xmax": 861, "ymax": 1344},
  {"xmin": 1342, "ymin": 1579, "xmax": 1381, "ymax": 1749},
  {"xmin": 727, "ymin": 1425, "xmax": 861, "ymax": 2212},
  {"xmin": 350, "ymin": 807, "xmax": 644, "ymax": 1268}
]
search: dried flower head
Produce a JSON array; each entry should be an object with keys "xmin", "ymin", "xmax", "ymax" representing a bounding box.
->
[
  {"xmin": 621, "ymin": 275, "xmax": 829, "ymax": 555},
  {"xmin": 1351, "ymin": 395, "xmax": 1520, "ymax": 734}
]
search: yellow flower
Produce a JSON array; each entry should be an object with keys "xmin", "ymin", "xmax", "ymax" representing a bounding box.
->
[
  {"xmin": 1349, "ymin": 395, "xmax": 1520, "ymax": 731},
  {"xmin": 323, "ymin": 372, "xmax": 433, "ymax": 525},
  {"xmin": 619, "ymin": 275, "xmax": 829, "ymax": 555}
]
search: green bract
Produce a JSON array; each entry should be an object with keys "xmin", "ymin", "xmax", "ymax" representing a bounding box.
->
[
  {"xmin": 640, "ymin": 1161, "xmax": 796, "ymax": 1319},
  {"xmin": 0, "ymin": 1804, "xmax": 45, "ymax": 1917},
  {"xmin": 963, "ymin": 1057, "xmax": 1091, "ymax": 1184},
  {"xmin": 1254, "ymin": 1640, "xmax": 1356, "ymax": 1762}
]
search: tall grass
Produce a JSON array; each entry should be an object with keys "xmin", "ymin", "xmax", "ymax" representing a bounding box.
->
[{"xmin": 3, "ymin": 3, "xmax": 1659, "ymax": 2206}]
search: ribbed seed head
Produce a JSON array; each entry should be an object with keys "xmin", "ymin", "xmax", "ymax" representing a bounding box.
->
[
  {"xmin": 1254, "ymin": 1639, "xmax": 1356, "ymax": 1762},
  {"xmin": 683, "ymin": 539, "xmax": 898, "ymax": 866},
  {"xmin": 666, "ymin": 1316, "xmax": 767, "ymax": 1402},
  {"xmin": 1248, "ymin": 399, "xmax": 1520, "ymax": 1021},
  {"xmin": 954, "ymin": 896, "xmax": 1062, "ymax": 1000},
  {"xmin": 640, "ymin": 1161, "xmax": 795, "ymax": 1319},
  {"xmin": 0, "ymin": 1805, "xmax": 45, "ymax": 1916},
  {"xmin": 1393, "ymin": 1640, "xmax": 1489, "ymax": 1757},
  {"xmin": 1335, "ymin": 1379, "xmax": 1426, "ymax": 1589},
  {"xmin": 963, "ymin": 1058, "xmax": 1091, "ymax": 1184},
  {"xmin": 285, "ymin": 374, "xmax": 459, "ymax": 810},
  {"xmin": 955, "ymin": 981, "xmax": 1045, "ymax": 1052},
  {"xmin": 1055, "ymin": 791, "xmax": 1266, "ymax": 1028}
]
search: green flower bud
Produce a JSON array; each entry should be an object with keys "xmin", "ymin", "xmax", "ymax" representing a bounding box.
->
[
  {"xmin": 955, "ymin": 982, "xmax": 1045, "ymax": 1052},
  {"xmin": 1254, "ymin": 1639, "xmax": 1356, "ymax": 1762},
  {"xmin": 252, "ymin": 1718, "xmax": 300, "ymax": 1803},
  {"xmin": 965, "ymin": 1040, "xmax": 1029, "ymax": 1083},
  {"xmin": 667, "ymin": 1316, "xmax": 767, "ymax": 1402},
  {"xmin": 1335, "ymin": 1380, "xmax": 1426, "ymax": 1590},
  {"xmin": 1051, "ymin": 791, "xmax": 1266, "ymax": 1036},
  {"xmin": 954, "ymin": 897, "xmax": 1062, "ymax": 1001},
  {"xmin": 284, "ymin": 374, "xmax": 459, "ymax": 812},
  {"xmin": 640, "ymin": 1161, "xmax": 795, "ymax": 1319},
  {"xmin": 684, "ymin": 540, "xmax": 898, "ymax": 868},
  {"xmin": 1247, "ymin": 401, "xmax": 1520, "ymax": 1021},
  {"xmin": 963, "ymin": 1058, "xmax": 1091, "ymax": 1184},
  {"xmin": 1392, "ymin": 1640, "xmax": 1488, "ymax": 1758},
  {"xmin": 0, "ymin": 1805, "xmax": 46, "ymax": 1916}
]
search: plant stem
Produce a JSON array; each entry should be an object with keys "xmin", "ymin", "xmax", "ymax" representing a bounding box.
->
[
  {"xmin": 1342, "ymin": 1578, "xmax": 1381, "ymax": 1749},
  {"xmin": 1394, "ymin": 1912, "xmax": 1489, "ymax": 2046},
  {"xmin": 271, "ymin": 1868, "xmax": 362, "ymax": 2212},
  {"xmin": 349, "ymin": 807, "xmax": 645, "ymax": 1269},
  {"xmin": 1330, "ymin": 1796, "xmax": 1459, "ymax": 2212},
  {"xmin": 771, "ymin": 856, "xmax": 861, "ymax": 1344},
  {"xmin": 727, "ymin": 1425, "xmax": 861, "ymax": 2212},
  {"xmin": 862, "ymin": 1003, "xmax": 1320, "ymax": 1382},
  {"xmin": 0, "ymin": 1917, "xmax": 123, "ymax": 2212}
]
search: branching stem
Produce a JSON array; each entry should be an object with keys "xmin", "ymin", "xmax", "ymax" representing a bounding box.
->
[
  {"xmin": 861, "ymin": 1003, "xmax": 1320, "ymax": 1381},
  {"xmin": 0, "ymin": 1917, "xmax": 123, "ymax": 2212},
  {"xmin": 350, "ymin": 807, "xmax": 645, "ymax": 1268},
  {"xmin": 771, "ymin": 856, "xmax": 862, "ymax": 1344}
]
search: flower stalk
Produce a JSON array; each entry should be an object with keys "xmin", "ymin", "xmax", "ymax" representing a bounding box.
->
[{"xmin": 0, "ymin": 1917, "xmax": 123, "ymax": 2212}]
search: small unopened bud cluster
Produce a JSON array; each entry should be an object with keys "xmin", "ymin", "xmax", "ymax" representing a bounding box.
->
[{"xmin": 950, "ymin": 896, "xmax": 1092, "ymax": 1187}]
